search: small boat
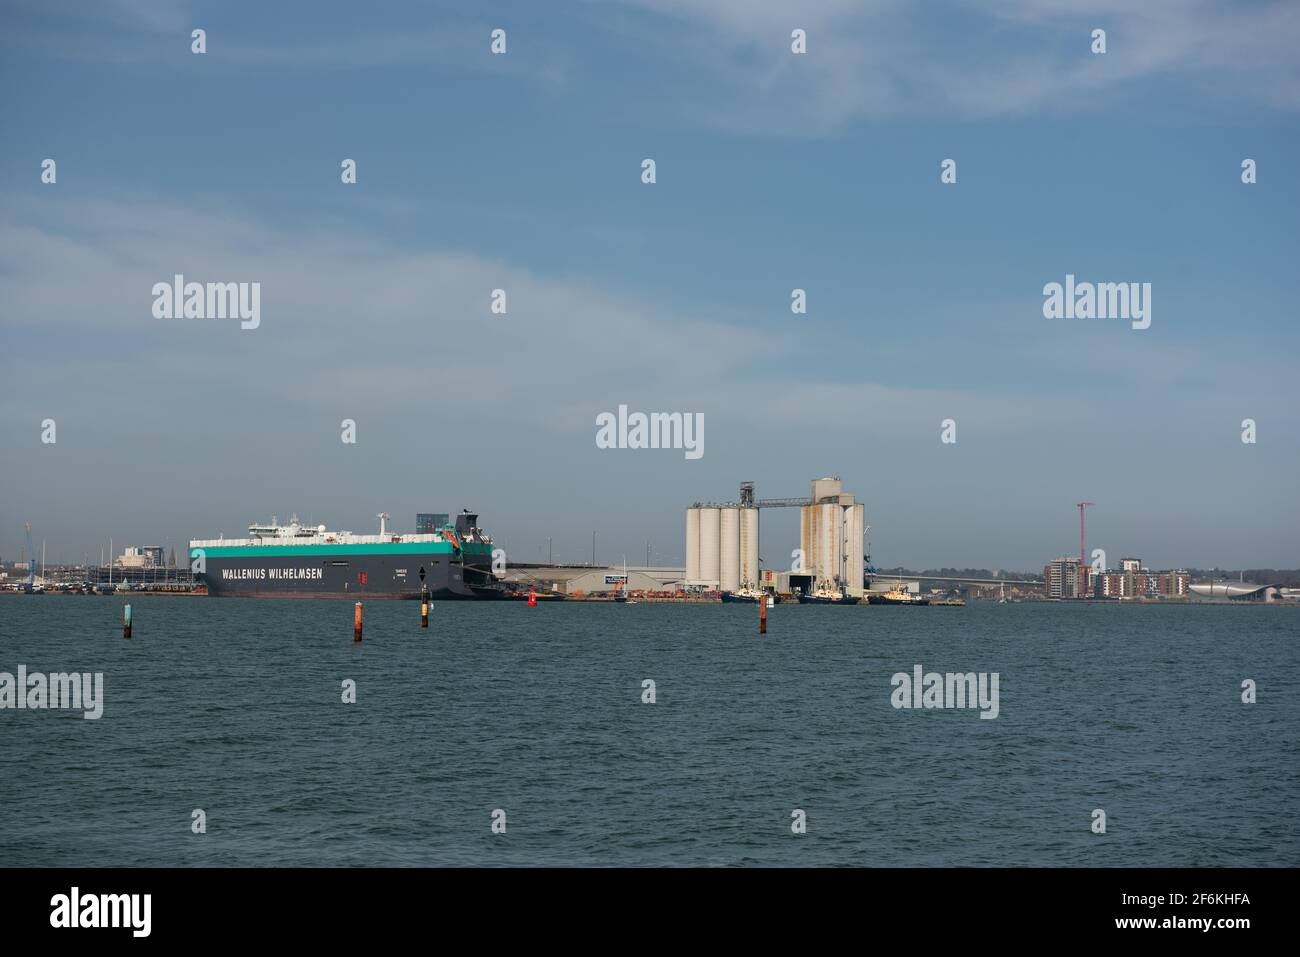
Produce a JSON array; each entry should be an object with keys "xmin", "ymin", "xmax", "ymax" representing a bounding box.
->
[{"xmin": 721, "ymin": 588, "xmax": 774, "ymax": 604}]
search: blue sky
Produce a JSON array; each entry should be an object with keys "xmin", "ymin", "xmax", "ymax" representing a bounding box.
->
[{"xmin": 1, "ymin": 0, "xmax": 1297, "ymax": 571}]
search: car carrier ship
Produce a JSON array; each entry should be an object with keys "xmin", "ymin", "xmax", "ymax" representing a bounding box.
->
[{"xmin": 189, "ymin": 511, "xmax": 502, "ymax": 599}]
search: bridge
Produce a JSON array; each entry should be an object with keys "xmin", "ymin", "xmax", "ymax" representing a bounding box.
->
[{"xmin": 871, "ymin": 572, "xmax": 1040, "ymax": 586}]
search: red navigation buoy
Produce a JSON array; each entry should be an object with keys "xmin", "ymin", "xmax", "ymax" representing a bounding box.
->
[{"xmin": 527, "ymin": 589, "xmax": 537, "ymax": 607}]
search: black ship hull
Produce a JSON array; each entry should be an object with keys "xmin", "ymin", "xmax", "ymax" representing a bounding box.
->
[
  {"xmin": 199, "ymin": 551, "xmax": 501, "ymax": 599},
  {"xmin": 797, "ymin": 594, "xmax": 861, "ymax": 605}
]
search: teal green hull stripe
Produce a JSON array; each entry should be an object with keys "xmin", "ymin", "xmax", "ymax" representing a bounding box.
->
[{"xmin": 192, "ymin": 542, "xmax": 492, "ymax": 558}]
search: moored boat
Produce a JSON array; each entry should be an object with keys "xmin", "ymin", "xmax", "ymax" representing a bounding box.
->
[
  {"xmin": 721, "ymin": 588, "xmax": 778, "ymax": 604},
  {"xmin": 867, "ymin": 585, "xmax": 930, "ymax": 606},
  {"xmin": 797, "ymin": 585, "xmax": 860, "ymax": 605}
]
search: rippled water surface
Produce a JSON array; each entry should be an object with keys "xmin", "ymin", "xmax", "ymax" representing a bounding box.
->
[{"xmin": 1, "ymin": 596, "xmax": 1296, "ymax": 866}]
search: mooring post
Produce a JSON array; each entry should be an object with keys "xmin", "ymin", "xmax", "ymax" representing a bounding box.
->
[
  {"xmin": 353, "ymin": 601, "xmax": 363, "ymax": 642},
  {"xmin": 759, "ymin": 595, "xmax": 767, "ymax": 634},
  {"xmin": 123, "ymin": 603, "xmax": 132, "ymax": 640},
  {"xmin": 420, "ymin": 587, "xmax": 429, "ymax": 629}
]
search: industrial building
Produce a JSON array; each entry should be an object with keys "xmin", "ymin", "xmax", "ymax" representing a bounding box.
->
[
  {"xmin": 684, "ymin": 503, "xmax": 759, "ymax": 591},
  {"xmin": 685, "ymin": 477, "xmax": 867, "ymax": 597},
  {"xmin": 800, "ymin": 478, "xmax": 866, "ymax": 598},
  {"xmin": 1189, "ymin": 582, "xmax": 1300, "ymax": 602},
  {"xmin": 497, "ymin": 564, "xmax": 684, "ymax": 596}
]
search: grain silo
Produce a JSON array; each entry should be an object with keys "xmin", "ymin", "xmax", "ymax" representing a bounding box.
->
[
  {"xmin": 795, "ymin": 504, "xmax": 816, "ymax": 579},
  {"xmin": 817, "ymin": 502, "xmax": 843, "ymax": 587},
  {"xmin": 685, "ymin": 507, "xmax": 701, "ymax": 586},
  {"xmin": 694, "ymin": 477, "xmax": 865, "ymax": 595},
  {"xmin": 739, "ymin": 506, "xmax": 759, "ymax": 590},
  {"xmin": 698, "ymin": 506, "xmax": 721, "ymax": 588},
  {"xmin": 719, "ymin": 507, "xmax": 741, "ymax": 593},
  {"xmin": 844, "ymin": 502, "xmax": 865, "ymax": 596}
]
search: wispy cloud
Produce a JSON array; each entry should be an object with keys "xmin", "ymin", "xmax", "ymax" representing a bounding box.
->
[
  {"xmin": 609, "ymin": 0, "xmax": 1300, "ymax": 128},
  {"xmin": 0, "ymin": 6, "xmax": 570, "ymax": 88},
  {"xmin": 1, "ymin": 192, "xmax": 1064, "ymax": 438}
]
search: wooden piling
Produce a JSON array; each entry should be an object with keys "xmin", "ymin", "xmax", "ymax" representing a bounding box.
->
[
  {"xmin": 759, "ymin": 595, "xmax": 767, "ymax": 634},
  {"xmin": 353, "ymin": 601, "xmax": 363, "ymax": 642}
]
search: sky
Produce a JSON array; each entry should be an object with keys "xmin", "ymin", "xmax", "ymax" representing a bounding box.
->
[{"xmin": 1, "ymin": 0, "xmax": 1297, "ymax": 573}]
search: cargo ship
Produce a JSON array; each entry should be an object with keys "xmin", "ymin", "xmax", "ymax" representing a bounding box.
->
[{"xmin": 189, "ymin": 511, "xmax": 502, "ymax": 599}]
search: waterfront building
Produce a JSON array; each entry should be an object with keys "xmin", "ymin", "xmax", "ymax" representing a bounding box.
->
[{"xmin": 1044, "ymin": 557, "xmax": 1082, "ymax": 598}]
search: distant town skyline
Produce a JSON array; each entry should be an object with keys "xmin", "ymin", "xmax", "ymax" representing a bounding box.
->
[{"xmin": 2, "ymin": 0, "xmax": 1297, "ymax": 571}]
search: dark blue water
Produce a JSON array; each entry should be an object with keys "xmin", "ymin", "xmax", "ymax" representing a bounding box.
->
[{"xmin": 1, "ymin": 596, "xmax": 1296, "ymax": 866}]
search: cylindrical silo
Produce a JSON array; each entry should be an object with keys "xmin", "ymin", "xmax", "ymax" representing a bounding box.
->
[
  {"xmin": 699, "ymin": 507, "xmax": 721, "ymax": 587},
  {"xmin": 719, "ymin": 507, "xmax": 741, "ymax": 593},
  {"xmin": 817, "ymin": 503, "xmax": 841, "ymax": 587},
  {"xmin": 685, "ymin": 507, "xmax": 701, "ymax": 586},
  {"xmin": 845, "ymin": 504, "xmax": 864, "ymax": 596},
  {"xmin": 799, "ymin": 505, "xmax": 814, "ymax": 575},
  {"xmin": 739, "ymin": 507, "xmax": 759, "ymax": 590}
]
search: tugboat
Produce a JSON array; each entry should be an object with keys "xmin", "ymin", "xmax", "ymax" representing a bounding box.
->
[
  {"xmin": 797, "ymin": 584, "xmax": 860, "ymax": 605},
  {"xmin": 722, "ymin": 587, "xmax": 779, "ymax": 604},
  {"xmin": 867, "ymin": 583, "xmax": 929, "ymax": 606}
]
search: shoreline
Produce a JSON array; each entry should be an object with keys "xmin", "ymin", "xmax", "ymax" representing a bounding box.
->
[{"xmin": 2, "ymin": 590, "xmax": 1294, "ymax": 606}]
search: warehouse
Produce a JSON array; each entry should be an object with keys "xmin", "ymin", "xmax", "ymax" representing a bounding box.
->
[
  {"xmin": 498, "ymin": 565, "xmax": 684, "ymax": 596},
  {"xmin": 561, "ymin": 566, "xmax": 684, "ymax": 596}
]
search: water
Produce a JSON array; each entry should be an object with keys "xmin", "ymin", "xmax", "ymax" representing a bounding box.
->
[{"xmin": 1, "ymin": 596, "xmax": 1296, "ymax": 867}]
